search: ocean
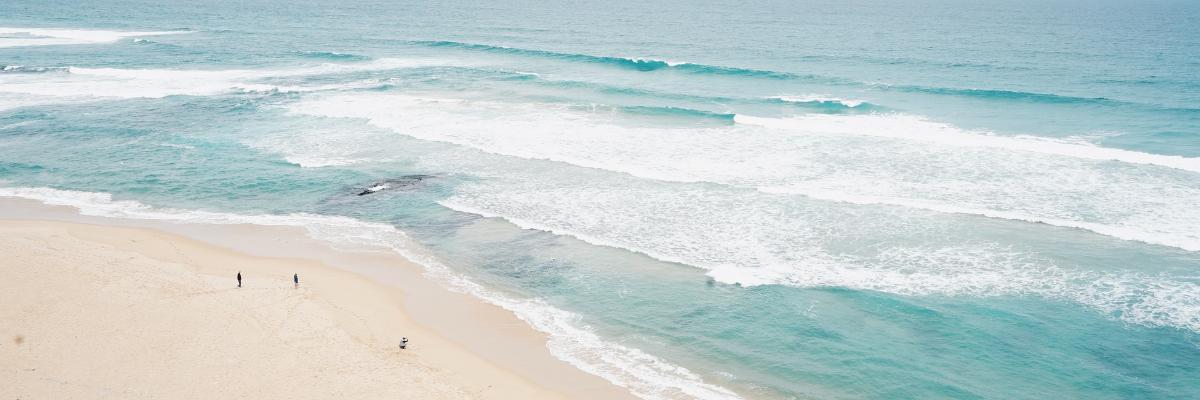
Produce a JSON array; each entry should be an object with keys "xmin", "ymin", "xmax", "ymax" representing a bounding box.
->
[{"xmin": 2, "ymin": 0, "xmax": 1198, "ymax": 398}]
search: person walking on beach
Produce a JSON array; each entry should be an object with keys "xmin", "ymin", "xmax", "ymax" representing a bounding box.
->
[
  {"xmin": 237, "ymin": 271, "xmax": 242, "ymax": 288},
  {"xmin": 399, "ymin": 337, "xmax": 408, "ymax": 350},
  {"xmin": 293, "ymin": 273, "xmax": 299, "ymax": 289}
]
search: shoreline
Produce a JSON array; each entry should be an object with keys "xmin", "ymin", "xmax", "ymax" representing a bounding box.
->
[{"xmin": 0, "ymin": 197, "xmax": 637, "ymax": 399}]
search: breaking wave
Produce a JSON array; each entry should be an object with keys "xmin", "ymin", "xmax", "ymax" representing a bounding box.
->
[
  {"xmin": 286, "ymin": 93, "xmax": 1200, "ymax": 252},
  {"xmin": 0, "ymin": 27, "xmax": 190, "ymax": 48}
]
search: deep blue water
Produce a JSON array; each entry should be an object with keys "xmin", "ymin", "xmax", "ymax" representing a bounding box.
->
[{"xmin": 2, "ymin": 1, "xmax": 1198, "ymax": 399}]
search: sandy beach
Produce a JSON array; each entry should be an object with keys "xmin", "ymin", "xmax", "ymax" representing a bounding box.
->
[{"xmin": 0, "ymin": 200, "xmax": 635, "ymax": 399}]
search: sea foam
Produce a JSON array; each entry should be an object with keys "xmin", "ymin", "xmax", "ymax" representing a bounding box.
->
[
  {"xmin": 437, "ymin": 181, "xmax": 1200, "ymax": 334},
  {"xmin": 0, "ymin": 27, "xmax": 190, "ymax": 48},
  {"xmin": 771, "ymin": 95, "xmax": 865, "ymax": 108},
  {"xmin": 286, "ymin": 93, "xmax": 1200, "ymax": 252},
  {"xmin": 733, "ymin": 114, "xmax": 1200, "ymax": 173},
  {"xmin": 261, "ymin": 93, "xmax": 1200, "ymax": 333},
  {"xmin": 0, "ymin": 58, "xmax": 455, "ymax": 101}
]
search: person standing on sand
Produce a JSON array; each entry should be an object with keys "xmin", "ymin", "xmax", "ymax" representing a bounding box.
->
[
  {"xmin": 293, "ymin": 273, "xmax": 299, "ymax": 289},
  {"xmin": 237, "ymin": 271, "xmax": 242, "ymax": 288}
]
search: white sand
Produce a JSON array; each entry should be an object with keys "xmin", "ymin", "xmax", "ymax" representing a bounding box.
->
[{"xmin": 0, "ymin": 218, "xmax": 634, "ymax": 399}]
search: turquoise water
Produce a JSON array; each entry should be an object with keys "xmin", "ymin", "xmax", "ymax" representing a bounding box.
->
[{"xmin": 2, "ymin": 0, "xmax": 1199, "ymax": 398}]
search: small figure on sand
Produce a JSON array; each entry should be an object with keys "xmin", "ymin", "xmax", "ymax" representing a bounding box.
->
[
  {"xmin": 399, "ymin": 337, "xmax": 408, "ymax": 350},
  {"xmin": 293, "ymin": 273, "xmax": 299, "ymax": 289},
  {"xmin": 237, "ymin": 271, "xmax": 242, "ymax": 288}
]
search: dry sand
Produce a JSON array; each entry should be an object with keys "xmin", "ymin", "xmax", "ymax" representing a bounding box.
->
[{"xmin": 0, "ymin": 216, "xmax": 635, "ymax": 399}]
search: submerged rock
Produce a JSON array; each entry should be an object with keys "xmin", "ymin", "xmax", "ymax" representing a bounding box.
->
[{"xmin": 356, "ymin": 175, "xmax": 434, "ymax": 196}]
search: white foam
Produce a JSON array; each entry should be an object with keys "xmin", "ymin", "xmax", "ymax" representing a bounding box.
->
[
  {"xmin": 439, "ymin": 184, "xmax": 1200, "ymax": 334},
  {"xmin": 0, "ymin": 27, "xmax": 189, "ymax": 48},
  {"xmin": 0, "ymin": 186, "xmax": 742, "ymax": 400},
  {"xmin": 279, "ymin": 154, "xmax": 359, "ymax": 168},
  {"xmin": 440, "ymin": 199, "xmax": 698, "ymax": 268},
  {"xmin": 625, "ymin": 57, "xmax": 688, "ymax": 67},
  {"xmin": 0, "ymin": 94, "xmax": 77, "ymax": 112},
  {"xmin": 772, "ymin": 95, "xmax": 864, "ymax": 107},
  {"xmin": 273, "ymin": 92, "xmax": 1200, "ymax": 331},
  {"xmin": 0, "ymin": 58, "xmax": 450, "ymax": 100},
  {"xmin": 286, "ymin": 93, "xmax": 1200, "ymax": 252},
  {"xmin": 717, "ymin": 245, "xmax": 1200, "ymax": 333},
  {"xmin": 734, "ymin": 113, "xmax": 1200, "ymax": 173},
  {"xmin": 245, "ymin": 121, "xmax": 406, "ymax": 168},
  {"xmin": 758, "ymin": 186, "xmax": 1200, "ymax": 252}
]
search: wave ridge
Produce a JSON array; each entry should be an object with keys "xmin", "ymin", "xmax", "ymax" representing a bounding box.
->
[
  {"xmin": 0, "ymin": 27, "xmax": 190, "ymax": 48},
  {"xmin": 2, "ymin": 65, "xmax": 69, "ymax": 74},
  {"xmin": 769, "ymin": 95, "xmax": 868, "ymax": 108},
  {"xmin": 411, "ymin": 40, "xmax": 808, "ymax": 80},
  {"xmin": 0, "ymin": 58, "xmax": 453, "ymax": 100},
  {"xmin": 297, "ymin": 51, "xmax": 370, "ymax": 61},
  {"xmin": 733, "ymin": 113, "xmax": 1200, "ymax": 174},
  {"xmin": 758, "ymin": 186, "xmax": 1200, "ymax": 252},
  {"xmin": 408, "ymin": 40, "xmax": 1179, "ymax": 109}
]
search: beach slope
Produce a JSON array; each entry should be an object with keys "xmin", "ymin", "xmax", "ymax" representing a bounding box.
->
[{"xmin": 0, "ymin": 219, "xmax": 611, "ymax": 399}]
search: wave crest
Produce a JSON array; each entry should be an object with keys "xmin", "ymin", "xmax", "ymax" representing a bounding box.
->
[
  {"xmin": 770, "ymin": 95, "xmax": 868, "ymax": 108},
  {"xmin": 298, "ymin": 51, "xmax": 370, "ymax": 61},
  {"xmin": 0, "ymin": 58, "xmax": 452, "ymax": 100},
  {"xmin": 0, "ymin": 27, "xmax": 190, "ymax": 48},
  {"xmin": 410, "ymin": 40, "xmax": 806, "ymax": 79},
  {"xmin": 732, "ymin": 113, "xmax": 1200, "ymax": 174},
  {"xmin": 2, "ymin": 65, "xmax": 69, "ymax": 74}
]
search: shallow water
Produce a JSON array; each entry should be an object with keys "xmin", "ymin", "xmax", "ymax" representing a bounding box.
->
[{"xmin": 2, "ymin": 1, "xmax": 1199, "ymax": 398}]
